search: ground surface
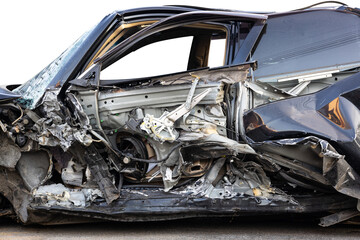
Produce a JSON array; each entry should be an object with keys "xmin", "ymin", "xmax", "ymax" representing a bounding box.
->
[{"xmin": 0, "ymin": 216, "xmax": 359, "ymax": 240}]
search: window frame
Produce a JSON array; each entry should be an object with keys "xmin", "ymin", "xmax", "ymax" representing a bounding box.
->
[{"xmin": 99, "ymin": 22, "xmax": 229, "ymax": 80}]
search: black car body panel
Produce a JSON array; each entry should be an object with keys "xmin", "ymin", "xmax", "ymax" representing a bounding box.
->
[
  {"xmin": 1, "ymin": 3, "xmax": 360, "ymax": 227},
  {"xmin": 244, "ymin": 72, "xmax": 360, "ymax": 171},
  {"xmin": 0, "ymin": 87, "xmax": 21, "ymax": 102}
]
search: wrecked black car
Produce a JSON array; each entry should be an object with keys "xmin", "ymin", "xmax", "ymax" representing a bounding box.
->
[{"xmin": 0, "ymin": 3, "xmax": 360, "ymax": 227}]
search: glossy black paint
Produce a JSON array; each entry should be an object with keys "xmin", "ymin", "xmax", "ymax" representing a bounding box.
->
[
  {"xmin": 97, "ymin": 11, "xmax": 266, "ymax": 69},
  {"xmin": 0, "ymin": 87, "xmax": 21, "ymax": 102},
  {"xmin": 243, "ymin": 72, "xmax": 360, "ymax": 172}
]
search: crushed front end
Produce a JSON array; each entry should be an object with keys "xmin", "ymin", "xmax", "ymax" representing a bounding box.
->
[{"xmin": 0, "ymin": 5, "xmax": 359, "ymax": 227}]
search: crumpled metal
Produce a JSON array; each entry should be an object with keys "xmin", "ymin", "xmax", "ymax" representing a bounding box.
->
[
  {"xmin": 26, "ymin": 90, "xmax": 93, "ymax": 151},
  {"xmin": 255, "ymin": 136, "xmax": 360, "ymax": 200},
  {"xmin": 0, "ymin": 131, "xmax": 21, "ymax": 168},
  {"xmin": 178, "ymin": 132, "xmax": 256, "ymax": 155},
  {"xmin": 33, "ymin": 183, "xmax": 102, "ymax": 208}
]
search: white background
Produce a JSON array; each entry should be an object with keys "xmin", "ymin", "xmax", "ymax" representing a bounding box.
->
[{"xmin": 0, "ymin": 0, "xmax": 358, "ymax": 85}]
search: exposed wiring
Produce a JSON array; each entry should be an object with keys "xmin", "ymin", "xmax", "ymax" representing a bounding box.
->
[{"xmin": 11, "ymin": 104, "xmax": 24, "ymax": 125}]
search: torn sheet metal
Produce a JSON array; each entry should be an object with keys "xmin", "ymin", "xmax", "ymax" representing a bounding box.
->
[
  {"xmin": 146, "ymin": 139, "xmax": 183, "ymax": 191},
  {"xmin": 183, "ymin": 158, "xmax": 226, "ymax": 197},
  {"xmin": 182, "ymin": 158, "xmax": 295, "ymax": 203},
  {"xmin": 26, "ymin": 90, "xmax": 93, "ymax": 151},
  {"xmin": 0, "ymin": 5, "xmax": 359, "ymax": 227},
  {"xmin": 322, "ymin": 140, "xmax": 360, "ymax": 200},
  {"xmin": 179, "ymin": 132, "xmax": 256, "ymax": 155},
  {"xmin": 254, "ymin": 136, "xmax": 360, "ymax": 200},
  {"xmin": 0, "ymin": 131, "xmax": 21, "ymax": 168},
  {"xmin": 243, "ymin": 72, "xmax": 360, "ymax": 173},
  {"xmin": 66, "ymin": 92, "xmax": 91, "ymax": 128},
  {"xmin": 61, "ymin": 159, "xmax": 84, "ymax": 187},
  {"xmin": 141, "ymin": 88, "xmax": 211, "ymax": 142},
  {"xmin": 33, "ymin": 183, "xmax": 102, "ymax": 208}
]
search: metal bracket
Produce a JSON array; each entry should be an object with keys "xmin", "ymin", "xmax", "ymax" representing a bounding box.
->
[
  {"xmin": 185, "ymin": 75, "xmax": 200, "ymax": 110},
  {"xmin": 141, "ymin": 88, "xmax": 211, "ymax": 142},
  {"xmin": 167, "ymin": 88, "xmax": 211, "ymax": 122}
]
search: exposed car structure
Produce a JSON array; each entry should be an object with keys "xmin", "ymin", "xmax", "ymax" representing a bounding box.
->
[{"xmin": 1, "ymin": 2, "xmax": 360, "ymax": 227}]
